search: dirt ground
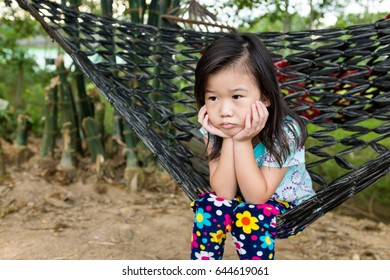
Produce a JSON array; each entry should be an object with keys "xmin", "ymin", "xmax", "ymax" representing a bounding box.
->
[{"xmin": 1, "ymin": 140, "xmax": 390, "ymax": 260}]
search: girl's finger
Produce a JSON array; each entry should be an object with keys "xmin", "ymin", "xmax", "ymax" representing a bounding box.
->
[
  {"xmin": 197, "ymin": 105, "xmax": 204, "ymax": 117},
  {"xmin": 202, "ymin": 113, "xmax": 209, "ymax": 128},
  {"xmin": 204, "ymin": 114, "xmax": 216, "ymax": 133},
  {"xmin": 256, "ymin": 101, "xmax": 264, "ymax": 116},
  {"xmin": 198, "ymin": 106, "xmax": 206, "ymax": 124},
  {"xmin": 258, "ymin": 101, "xmax": 269, "ymax": 122},
  {"xmin": 245, "ymin": 113, "xmax": 251, "ymax": 129},
  {"xmin": 254, "ymin": 101, "xmax": 268, "ymax": 132},
  {"xmin": 252, "ymin": 103, "xmax": 259, "ymax": 124},
  {"xmin": 261, "ymin": 101, "xmax": 269, "ymax": 114}
]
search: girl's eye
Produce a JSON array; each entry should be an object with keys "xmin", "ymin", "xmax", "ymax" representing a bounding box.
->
[
  {"xmin": 232, "ymin": 95, "xmax": 243, "ymax": 100},
  {"xmin": 208, "ymin": 96, "xmax": 217, "ymax": 101}
]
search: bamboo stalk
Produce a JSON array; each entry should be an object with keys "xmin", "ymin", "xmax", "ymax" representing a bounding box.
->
[
  {"xmin": 122, "ymin": 1, "xmax": 146, "ymax": 170},
  {"xmin": 67, "ymin": 0, "xmax": 94, "ymax": 123},
  {"xmin": 94, "ymin": 101, "xmax": 105, "ymax": 137},
  {"xmin": 14, "ymin": 113, "xmax": 33, "ymax": 165},
  {"xmin": 109, "ymin": 112, "xmax": 123, "ymax": 156},
  {"xmin": 149, "ymin": 0, "xmax": 172, "ymax": 167},
  {"xmin": 40, "ymin": 79, "xmax": 59, "ymax": 158},
  {"xmin": 128, "ymin": 0, "xmax": 142, "ymax": 23},
  {"xmin": 147, "ymin": 0, "xmax": 159, "ymax": 26},
  {"xmin": 56, "ymin": 57, "xmax": 83, "ymax": 156},
  {"xmin": 16, "ymin": 114, "xmax": 28, "ymax": 147},
  {"xmin": 123, "ymin": 123, "xmax": 138, "ymax": 168},
  {"xmin": 73, "ymin": 68, "xmax": 94, "ymax": 122},
  {"xmin": 123, "ymin": 123, "xmax": 145, "ymax": 191},
  {"xmin": 58, "ymin": 121, "xmax": 75, "ymax": 170},
  {"xmin": 82, "ymin": 117, "xmax": 106, "ymax": 163},
  {"xmin": 101, "ymin": 0, "xmax": 125, "ymax": 160},
  {"xmin": 158, "ymin": 0, "xmax": 169, "ymax": 27}
]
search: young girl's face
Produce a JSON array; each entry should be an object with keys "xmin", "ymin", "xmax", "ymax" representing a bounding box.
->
[{"xmin": 204, "ymin": 67, "xmax": 265, "ymax": 137}]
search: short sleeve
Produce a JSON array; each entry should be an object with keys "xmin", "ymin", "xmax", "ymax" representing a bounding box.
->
[
  {"xmin": 199, "ymin": 127, "xmax": 208, "ymax": 138},
  {"xmin": 262, "ymin": 146, "xmax": 305, "ymax": 167},
  {"xmin": 199, "ymin": 127, "xmax": 215, "ymax": 145},
  {"xmin": 262, "ymin": 119, "xmax": 305, "ymax": 168}
]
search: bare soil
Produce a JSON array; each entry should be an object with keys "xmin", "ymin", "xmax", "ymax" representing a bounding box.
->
[{"xmin": 1, "ymin": 140, "xmax": 390, "ymax": 260}]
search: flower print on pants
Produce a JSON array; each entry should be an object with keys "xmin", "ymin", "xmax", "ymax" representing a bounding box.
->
[
  {"xmin": 194, "ymin": 208, "xmax": 211, "ymax": 229},
  {"xmin": 235, "ymin": 210, "xmax": 259, "ymax": 234}
]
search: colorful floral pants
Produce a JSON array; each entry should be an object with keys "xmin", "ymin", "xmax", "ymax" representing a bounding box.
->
[{"xmin": 190, "ymin": 192, "xmax": 299, "ymax": 260}]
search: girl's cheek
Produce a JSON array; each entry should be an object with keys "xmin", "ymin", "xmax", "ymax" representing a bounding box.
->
[
  {"xmin": 243, "ymin": 107, "xmax": 252, "ymax": 119},
  {"xmin": 238, "ymin": 114, "xmax": 247, "ymax": 126},
  {"xmin": 207, "ymin": 113, "xmax": 217, "ymax": 124}
]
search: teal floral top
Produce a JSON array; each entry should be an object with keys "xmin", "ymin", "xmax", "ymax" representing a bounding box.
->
[
  {"xmin": 252, "ymin": 128, "xmax": 315, "ymax": 205},
  {"xmin": 200, "ymin": 117, "xmax": 315, "ymax": 205}
]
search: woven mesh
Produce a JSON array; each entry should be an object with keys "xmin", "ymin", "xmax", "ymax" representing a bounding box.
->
[{"xmin": 16, "ymin": 0, "xmax": 390, "ymax": 235}]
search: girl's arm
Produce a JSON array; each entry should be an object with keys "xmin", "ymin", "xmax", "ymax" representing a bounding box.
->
[
  {"xmin": 232, "ymin": 101, "xmax": 286, "ymax": 204},
  {"xmin": 208, "ymin": 138, "xmax": 238, "ymax": 200},
  {"xmin": 198, "ymin": 106, "xmax": 238, "ymax": 199},
  {"xmin": 233, "ymin": 141, "xmax": 287, "ymax": 204}
]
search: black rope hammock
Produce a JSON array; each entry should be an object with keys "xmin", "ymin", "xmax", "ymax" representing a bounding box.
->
[{"xmin": 16, "ymin": 0, "xmax": 390, "ymax": 237}]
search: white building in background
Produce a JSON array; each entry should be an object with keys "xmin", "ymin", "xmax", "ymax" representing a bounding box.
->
[{"xmin": 17, "ymin": 35, "xmax": 72, "ymax": 70}]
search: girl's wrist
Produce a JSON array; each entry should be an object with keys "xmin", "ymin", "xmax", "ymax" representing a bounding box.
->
[
  {"xmin": 233, "ymin": 139, "xmax": 253, "ymax": 149},
  {"xmin": 222, "ymin": 138, "xmax": 234, "ymax": 145}
]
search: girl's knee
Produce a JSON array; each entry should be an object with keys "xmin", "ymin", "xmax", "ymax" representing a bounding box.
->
[
  {"xmin": 231, "ymin": 200, "xmax": 298, "ymax": 240},
  {"xmin": 191, "ymin": 192, "xmax": 238, "ymax": 234},
  {"xmin": 190, "ymin": 192, "xmax": 238, "ymax": 212},
  {"xmin": 233, "ymin": 202, "xmax": 281, "ymax": 229}
]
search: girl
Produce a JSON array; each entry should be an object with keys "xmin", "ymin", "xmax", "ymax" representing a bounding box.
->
[{"xmin": 190, "ymin": 33, "xmax": 315, "ymax": 260}]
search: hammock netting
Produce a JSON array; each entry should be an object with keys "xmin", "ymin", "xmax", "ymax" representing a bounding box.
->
[{"xmin": 16, "ymin": 0, "xmax": 390, "ymax": 236}]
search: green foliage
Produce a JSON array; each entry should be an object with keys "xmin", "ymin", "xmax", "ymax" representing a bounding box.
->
[
  {"xmin": 333, "ymin": 12, "xmax": 388, "ymax": 28},
  {"xmin": 0, "ymin": 43, "xmax": 52, "ymax": 135},
  {"xmin": 217, "ymin": 0, "xmax": 346, "ymax": 31},
  {"xmin": 216, "ymin": 0, "xmax": 385, "ymax": 32},
  {"xmin": 0, "ymin": 106, "xmax": 17, "ymax": 141},
  {"xmin": 240, "ymin": 12, "xmax": 307, "ymax": 33},
  {"xmin": 0, "ymin": 6, "xmax": 42, "ymax": 45},
  {"xmin": 0, "ymin": 4, "xmax": 54, "ymax": 136}
]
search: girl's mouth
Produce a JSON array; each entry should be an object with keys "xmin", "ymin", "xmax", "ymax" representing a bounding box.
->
[{"xmin": 220, "ymin": 123, "xmax": 235, "ymax": 129}]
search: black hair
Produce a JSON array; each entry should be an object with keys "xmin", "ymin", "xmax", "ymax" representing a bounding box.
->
[{"xmin": 194, "ymin": 33, "xmax": 308, "ymax": 167}]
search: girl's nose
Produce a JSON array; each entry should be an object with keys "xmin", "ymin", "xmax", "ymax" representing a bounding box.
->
[{"xmin": 220, "ymin": 101, "xmax": 233, "ymax": 117}]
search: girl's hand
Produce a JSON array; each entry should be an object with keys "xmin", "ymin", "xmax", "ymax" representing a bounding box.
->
[
  {"xmin": 198, "ymin": 105, "xmax": 230, "ymax": 139},
  {"xmin": 233, "ymin": 101, "xmax": 268, "ymax": 142}
]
